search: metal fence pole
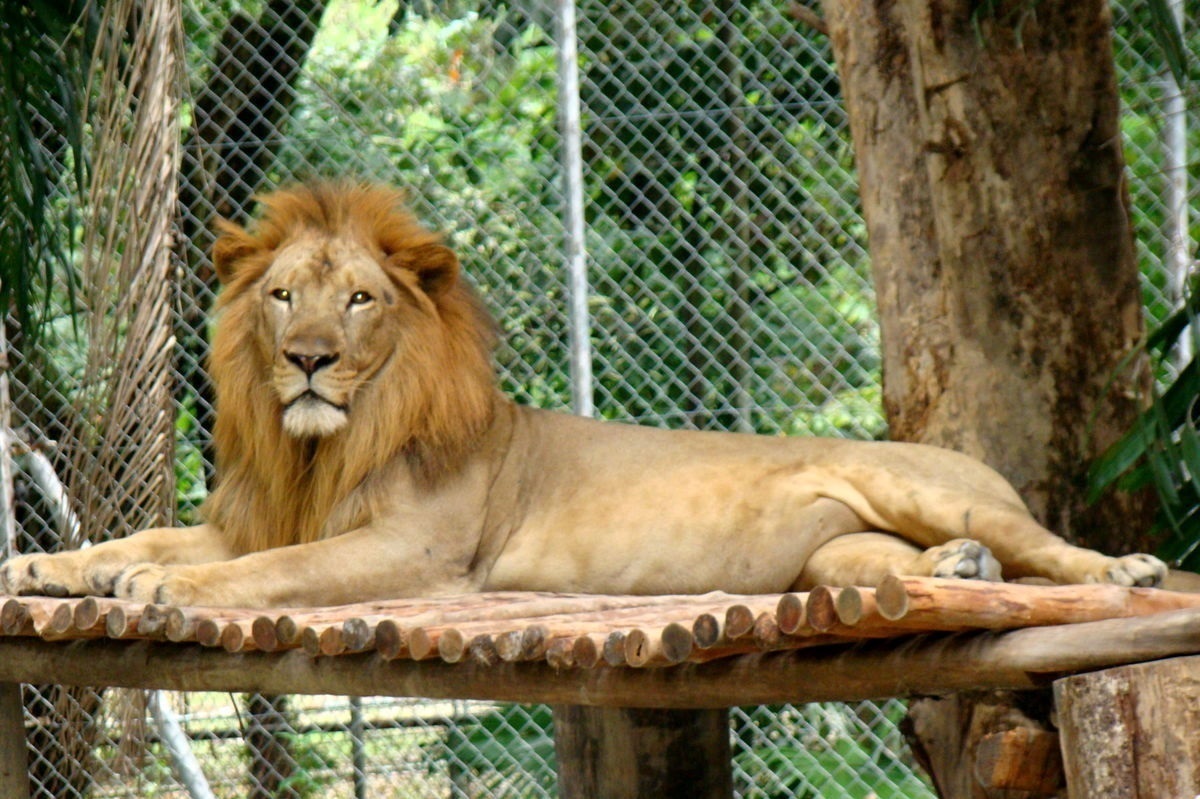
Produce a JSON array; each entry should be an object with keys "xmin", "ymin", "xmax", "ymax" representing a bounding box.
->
[
  {"xmin": 0, "ymin": 321, "xmax": 15, "ymax": 562},
  {"xmin": 555, "ymin": 0, "xmax": 594, "ymax": 418},
  {"xmin": 1164, "ymin": 0, "xmax": 1193, "ymax": 367}
]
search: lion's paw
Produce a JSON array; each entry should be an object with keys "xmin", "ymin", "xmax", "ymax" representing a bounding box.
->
[
  {"xmin": 1098, "ymin": 553, "xmax": 1166, "ymax": 588},
  {"xmin": 113, "ymin": 564, "xmax": 199, "ymax": 606},
  {"xmin": 916, "ymin": 539, "xmax": 1003, "ymax": 582},
  {"xmin": 1, "ymin": 552, "xmax": 88, "ymax": 597}
]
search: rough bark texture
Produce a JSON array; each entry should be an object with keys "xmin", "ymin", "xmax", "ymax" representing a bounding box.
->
[
  {"xmin": 904, "ymin": 692, "xmax": 1060, "ymax": 798},
  {"xmin": 0, "ymin": 683, "xmax": 29, "ymax": 799},
  {"xmin": 1054, "ymin": 655, "xmax": 1200, "ymax": 798},
  {"xmin": 821, "ymin": 0, "xmax": 1153, "ymax": 554},
  {"xmin": 553, "ymin": 706, "xmax": 732, "ymax": 798},
  {"xmin": 820, "ymin": 0, "xmax": 1154, "ymax": 796}
]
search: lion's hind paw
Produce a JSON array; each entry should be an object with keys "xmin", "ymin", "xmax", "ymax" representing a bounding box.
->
[
  {"xmin": 917, "ymin": 538, "xmax": 1003, "ymax": 582},
  {"xmin": 1103, "ymin": 553, "xmax": 1167, "ymax": 588}
]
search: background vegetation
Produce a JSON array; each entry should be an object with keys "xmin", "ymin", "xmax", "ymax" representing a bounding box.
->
[{"xmin": 0, "ymin": 0, "xmax": 1194, "ymax": 795}]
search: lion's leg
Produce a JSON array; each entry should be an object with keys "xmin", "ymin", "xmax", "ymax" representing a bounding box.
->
[
  {"xmin": 794, "ymin": 532, "xmax": 1002, "ymax": 589},
  {"xmin": 0, "ymin": 525, "xmax": 233, "ymax": 598},
  {"xmin": 112, "ymin": 525, "xmax": 475, "ymax": 608},
  {"xmin": 919, "ymin": 503, "xmax": 1166, "ymax": 587},
  {"xmin": 990, "ymin": 534, "xmax": 1166, "ymax": 588}
]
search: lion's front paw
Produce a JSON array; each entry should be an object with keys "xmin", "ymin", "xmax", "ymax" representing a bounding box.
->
[
  {"xmin": 1099, "ymin": 553, "xmax": 1167, "ymax": 588},
  {"xmin": 1, "ymin": 552, "xmax": 89, "ymax": 597},
  {"xmin": 113, "ymin": 564, "xmax": 199, "ymax": 605},
  {"xmin": 915, "ymin": 539, "xmax": 1003, "ymax": 581}
]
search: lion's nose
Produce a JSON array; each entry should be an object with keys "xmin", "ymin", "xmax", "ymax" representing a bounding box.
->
[{"xmin": 286, "ymin": 351, "xmax": 339, "ymax": 376}]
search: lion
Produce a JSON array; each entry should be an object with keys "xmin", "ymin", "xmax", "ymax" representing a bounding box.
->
[{"xmin": 0, "ymin": 182, "xmax": 1167, "ymax": 608}]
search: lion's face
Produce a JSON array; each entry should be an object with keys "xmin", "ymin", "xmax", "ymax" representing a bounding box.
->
[
  {"xmin": 256, "ymin": 231, "xmax": 418, "ymax": 438},
  {"xmin": 204, "ymin": 184, "xmax": 499, "ymax": 552}
]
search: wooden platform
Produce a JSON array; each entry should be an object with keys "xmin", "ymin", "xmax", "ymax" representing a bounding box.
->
[{"xmin": 4, "ymin": 575, "xmax": 1200, "ymax": 796}]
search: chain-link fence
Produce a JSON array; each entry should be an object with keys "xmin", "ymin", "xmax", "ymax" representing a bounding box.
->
[{"xmin": 6, "ymin": 0, "xmax": 1196, "ymax": 796}]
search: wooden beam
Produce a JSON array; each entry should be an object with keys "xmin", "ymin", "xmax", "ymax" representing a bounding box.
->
[
  {"xmin": 554, "ymin": 706, "xmax": 731, "ymax": 798},
  {"xmin": 1055, "ymin": 654, "xmax": 1200, "ymax": 797},
  {"xmin": 0, "ymin": 683, "xmax": 29, "ymax": 799},
  {"xmin": 1, "ymin": 608, "xmax": 1200, "ymax": 708}
]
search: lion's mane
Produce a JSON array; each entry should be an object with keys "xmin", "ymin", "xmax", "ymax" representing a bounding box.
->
[{"xmin": 202, "ymin": 183, "xmax": 498, "ymax": 555}]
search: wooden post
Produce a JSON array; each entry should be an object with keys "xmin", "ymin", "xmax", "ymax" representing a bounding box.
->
[
  {"xmin": 553, "ymin": 706, "xmax": 731, "ymax": 798},
  {"xmin": 1055, "ymin": 653, "xmax": 1200, "ymax": 797},
  {"xmin": 0, "ymin": 682, "xmax": 29, "ymax": 799}
]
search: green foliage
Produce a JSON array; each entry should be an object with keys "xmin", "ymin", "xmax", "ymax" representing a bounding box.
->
[
  {"xmin": 440, "ymin": 703, "xmax": 556, "ymax": 796},
  {"xmin": 278, "ymin": 0, "xmax": 880, "ymax": 433},
  {"xmin": 273, "ymin": 731, "xmax": 340, "ymax": 798},
  {"xmin": 0, "ymin": 0, "xmax": 96, "ymax": 341},
  {"xmin": 573, "ymin": 0, "xmax": 878, "ymax": 433},
  {"xmin": 1093, "ymin": 0, "xmax": 1199, "ymax": 570},
  {"xmin": 1090, "ymin": 283, "xmax": 1200, "ymax": 569},
  {"xmin": 280, "ymin": 1, "xmax": 573, "ymax": 409},
  {"xmin": 733, "ymin": 704, "xmax": 934, "ymax": 798}
]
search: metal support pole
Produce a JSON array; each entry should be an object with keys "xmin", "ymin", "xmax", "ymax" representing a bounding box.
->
[
  {"xmin": 555, "ymin": 0, "xmax": 594, "ymax": 418},
  {"xmin": 1163, "ymin": 0, "xmax": 1193, "ymax": 367}
]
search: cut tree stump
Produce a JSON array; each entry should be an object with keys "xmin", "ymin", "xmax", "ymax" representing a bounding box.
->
[{"xmin": 1055, "ymin": 653, "xmax": 1200, "ymax": 798}]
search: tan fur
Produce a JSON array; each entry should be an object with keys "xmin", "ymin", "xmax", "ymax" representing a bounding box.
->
[
  {"xmin": 0, "ymin": 182, "xmax": 1167, "ymax": 608},
  {"xmin": 204, "ymin": 184, "xmax": 496, "ymax": 554}
]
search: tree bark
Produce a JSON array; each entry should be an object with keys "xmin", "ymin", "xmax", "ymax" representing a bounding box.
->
[
  {"xmin": 822, "ymin": 0, "xmax": 1152, "ymax": 552},
  {"xmin": 1055, "ymin": 654, "xmax": 1200, "ymax": 797},
  {"xmin": 553, "ymin": 706, "xmax": 732, "ymax": 798},
  {"xmin": 820, "ymin": 0, "xmax": 1153, "ymax": 795},
  {"xmin": 0, "ymin": 683, "xmax": 29, "ymax": 799}
]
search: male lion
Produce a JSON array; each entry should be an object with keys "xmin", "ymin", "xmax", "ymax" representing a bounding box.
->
[{"xmin": 0, "ymin": 183, "xmax": 1167, "ymax": 608}]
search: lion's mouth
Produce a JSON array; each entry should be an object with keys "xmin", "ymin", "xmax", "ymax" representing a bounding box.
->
[
  {"xmin": 282, "ymin": 391, "xmax": 350, "ymax": 438},
  {"xmin": 286, "ymin": 389, "xmax": 348, "ymax": 414}
]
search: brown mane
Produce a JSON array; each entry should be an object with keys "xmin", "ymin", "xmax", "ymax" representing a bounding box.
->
[{"xmin": 202, "ymin": 183, "xmax": 499, "ymax": 555}]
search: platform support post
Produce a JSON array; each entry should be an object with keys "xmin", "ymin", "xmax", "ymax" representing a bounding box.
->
[
  {"xmin": 1055, "ymin": 653, "xmax": 1200, "ymax": 797},
  {"xmin": 553, "ymin": 706, "xmax": 731, "ymax": 798},
  {"xmin": 0, "ymin": 682, "xmax": 29, "ymax": 799}
]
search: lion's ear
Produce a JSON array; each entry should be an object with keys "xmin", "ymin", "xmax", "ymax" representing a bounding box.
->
[
  {"xmin": 212, "ymin": 220, "xmax": 261, "ymax": 285},
  {"xmin": 388, "ymin": 244, "xmax": 460, "ymax": 298}
]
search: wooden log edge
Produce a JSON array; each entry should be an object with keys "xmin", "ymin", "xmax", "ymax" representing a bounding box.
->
[{"xmin": 2, "ymin": 607, "xmax": 1200, "ymax": 709}]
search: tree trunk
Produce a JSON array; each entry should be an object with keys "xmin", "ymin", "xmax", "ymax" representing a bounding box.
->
[
  {"xmin": 823, "ymin": 0, "xmax": 1153, "ymax": 552},
  {"xmin": 244, "ymin": 693, "xmax": 299, "ymax": 799},
  {"xmin": 820, "ymin": 0, "xmax": 1154, "ymax": 795},
  {"xmin": 553, "ymin": 706, "xmax": 732, "ymax": 798},
  {"xmin": 0, "ymin": 683, "xmax": 29, "ymax": 799},
  {"xmin": 1054, "ymin": 654, "xmax": 1200, "ymax": 797}
]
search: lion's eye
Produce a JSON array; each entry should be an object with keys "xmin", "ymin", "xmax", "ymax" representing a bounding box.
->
[
  {"xmin": 270, "ymin": 288, "xmax": 291, "ymax": 303},
  {"xmin": 349, "ymin": 291, "xmax": 373, "ymax": 306}
]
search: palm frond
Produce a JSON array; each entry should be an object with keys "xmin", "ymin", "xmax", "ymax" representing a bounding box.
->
[
  {"xmin": 1090, "ymin": 282, "xmax": 1200, "ymax": 567},
  {"xmin": 0, "ymin": 1, "xmax": 99, "ymax": 342}
]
